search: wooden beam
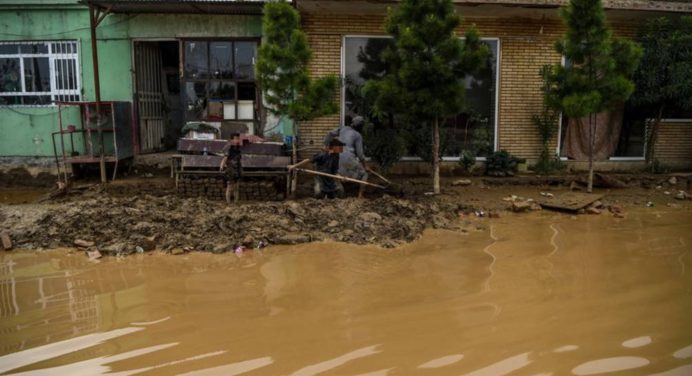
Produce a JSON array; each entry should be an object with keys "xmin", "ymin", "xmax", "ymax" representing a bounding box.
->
[{"xmin": 296, "ymin": 168, "xmax": 385, "ymax": 189}]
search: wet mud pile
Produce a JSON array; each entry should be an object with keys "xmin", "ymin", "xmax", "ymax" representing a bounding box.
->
[{"xmin": 4, "ymin": 195, "xmax": 462, "ymax": 253}]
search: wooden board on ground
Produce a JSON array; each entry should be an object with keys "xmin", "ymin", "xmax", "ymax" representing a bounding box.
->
[
  {"xmin": 241, "ymin": 143, "xmax": 284, "ymax": 156},
  {"xmin": 177, "ymin": 139, "xmax": 228, "ymax": 153},
  {"xmin": 181, "ymin": 155, "xmax": 224, "ymax": 169},
  {"xmin": 241, "ymin": 154, "xmax": 291, "ymax": 169},
  {"xmin": 540, "ymin": 192, "xmax": 604, "ymax": 212}
]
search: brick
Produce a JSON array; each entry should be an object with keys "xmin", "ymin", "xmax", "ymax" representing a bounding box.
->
[{"xmin": 297, "ymin": 13, "xmax": 688, "ymax": 166}]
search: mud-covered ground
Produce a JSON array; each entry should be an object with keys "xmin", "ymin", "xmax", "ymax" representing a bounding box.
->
[
  {"xmin": 0, "ymin": 193, "xmax": 467, "ymax": 253},
  {"xmin": 1, "ymin": 173, "xmax": 690, "ymax": 255}
]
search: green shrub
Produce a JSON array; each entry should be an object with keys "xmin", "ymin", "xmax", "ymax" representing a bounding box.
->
[
  {"xmin": 532, "ymin": 154, "xmax": 566, "ymax": 175},
  {"xmin": 363, "ymin": 124, "xmax": 405, "ymax": 173},
  {"xmin": 485, "ymin": 150, "xmax": 525, "ymax": 177},
  {"xmin": 458, "ymin": 149, "xmax": 477, "ymax": 174}
]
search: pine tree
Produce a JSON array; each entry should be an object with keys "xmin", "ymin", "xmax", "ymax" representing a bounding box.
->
[
  {"xmin": 545, "ymin": 0, "xmax": 641, "ymax": 192},
  {"xmin": 366, "ymin": 0, "xmax": 489, "ymax": 194},
  {"xmin": 256, "ymin": 0, "xmax": 338, "ymax": 193},
  {"xmin": 631, "ymin": 16, "xmax": 692, "ymax": 171}
]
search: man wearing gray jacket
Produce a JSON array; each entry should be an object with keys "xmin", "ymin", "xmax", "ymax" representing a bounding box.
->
[{"xmin": 323, "ymin": 116, "xmax": 369, "ymax": 198}]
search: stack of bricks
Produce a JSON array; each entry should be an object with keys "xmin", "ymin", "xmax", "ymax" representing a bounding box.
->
[
  {"xmin": 298, "ymin": 12, "xmax": 651, "ymax": 164},
  {"xmin": 177, "ymin": 176, "xmax": 226, "ymax": 200},
  {"xmin": 239, "ymin": 179, "xmax": 285, "ymax": 201},
  {"xmin": 656, "ymin": 121, "xmax": 692, "ymax": 169}
]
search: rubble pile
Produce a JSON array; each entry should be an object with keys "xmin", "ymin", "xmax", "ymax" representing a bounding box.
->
[{"xmin": 3, "ymin": 194, "xmax": 461, "ymax": 254}]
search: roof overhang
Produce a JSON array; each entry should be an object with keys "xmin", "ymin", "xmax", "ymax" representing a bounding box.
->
[
  {"xmin": 296, "ymin": 0, "xmax": 692, "ymax": 18},
  {"xmin": 84, "ymin": 0, "xmax": 268, "ymax": 15}
]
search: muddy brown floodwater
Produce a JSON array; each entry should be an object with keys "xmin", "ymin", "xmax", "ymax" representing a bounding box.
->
[{"xmin": 1, "ymin": 209, "xmax": 691, "ymax": 375}]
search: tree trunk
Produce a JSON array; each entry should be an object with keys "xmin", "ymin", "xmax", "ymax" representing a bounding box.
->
[
  {"xmin": 646, "ymin": 105, "xmax": 665, "ymax": 172},
  {"xmin": 433, "ymin": 117, "xmax": 440, "ymax": 194},
  {"xmin": 290, "ymin": 120, "xmax": 299, "ymax": 197},
  {"xmin": 587, "ymin": 114, "xmax": 594, "ymax": 193}
]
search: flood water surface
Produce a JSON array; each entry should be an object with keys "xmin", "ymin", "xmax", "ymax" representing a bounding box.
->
[{"xmin": 1, "ymin": 210, "xmax": 691, "ymax": 375}]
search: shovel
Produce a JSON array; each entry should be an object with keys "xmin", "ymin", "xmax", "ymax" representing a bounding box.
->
[{"xmin": 366, "ymin": 167, "xmax": 404, "ymax": 195}]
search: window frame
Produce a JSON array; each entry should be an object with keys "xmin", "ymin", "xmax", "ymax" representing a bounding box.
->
[
  {"xmin": 180, "ymin": 37, "xmax": 260, "ymax": 123},
  {"xmin": 0, "ymin": 40, "xmax": 81, "ymax": 107},
  {"xmin": 340, "ymin": 35, "xmax": 501, "ymax": 161}
]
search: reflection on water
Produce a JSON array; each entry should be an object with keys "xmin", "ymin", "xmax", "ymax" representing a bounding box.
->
[
  {"xmin": 0, "ymin": 209, "xmax": 691, "ymax": 375},
  {"xmin": 622, "ymin": 336, "xmax": 653, "ymax": 348},
  {"xmin": 417, "ymin": 354, "xmax": 464, "ymax": 369},
  {"xmin": 0, "ymin": 190, "xmax": 45, "ymax": 205},
  {"xmin": 673, "ymin": 345, "xmax": 692, "ymax": 359},
  {"xmin": 571, "ymin": 356, "xmax": 650, "ymax": 375}
]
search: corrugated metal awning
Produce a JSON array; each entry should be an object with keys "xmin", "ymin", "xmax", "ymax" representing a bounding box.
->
[{"xmin": 84, "ymin": 0, "xmax": 268, "ymax": 15}]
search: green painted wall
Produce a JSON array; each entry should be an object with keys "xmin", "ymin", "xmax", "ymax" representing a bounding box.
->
[{"xmin": 0, "ymin": 2, "xmax": 262, "ymax": 157}]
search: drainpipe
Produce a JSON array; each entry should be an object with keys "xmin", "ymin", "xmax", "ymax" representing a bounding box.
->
[{"xmin": 89, "ymin": 3, "xmax": 107, "ymax": 184}]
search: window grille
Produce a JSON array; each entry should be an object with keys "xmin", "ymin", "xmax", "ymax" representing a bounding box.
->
[{"xmin": 0, "ymin": 41, "xmax": 81, "ymax": 106}]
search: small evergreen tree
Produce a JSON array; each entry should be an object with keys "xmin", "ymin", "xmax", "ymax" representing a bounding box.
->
[
  {"xmin": 631, "ymin": 16, "xmax": 692, "ymax": 171},
  {"xmin": 256, "ymin": 0, "xmax": 338, "ymax": 193},
  {"xmin": 545, "ymin": 0, "xmax": 641, "ymax": 192},
  {"xmin": 366, "ymin": 0, "xmax": 489, "ymax": 194},
  {"xmin": 533, "ymin": 66, "xmax": 563, "ymax": 174}
]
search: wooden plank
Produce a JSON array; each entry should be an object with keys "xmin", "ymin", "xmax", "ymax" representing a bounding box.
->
[
  {"xmin": 241, "ymin": 154, "xmax": 291, "ymax": 169},
  {"xmin": 539, "ymin": 192, "xmax": 604, "ymax": 212},
  {"xmin": 177, "ymin": 139, "xmax": 228, "ymax": 153},
  {"xmin": 177, "ymin": 170, "xmax": 225, "ymax": 176},
  {"xmin": 241, "ymin": 142, "xmax": 285, "ymax": 156},
  {"xmin": 181, "ymin": 155, "xmax": 224, "ymax": 168},
  {"xmin": 296, "ymin": 168, "xmax": 385, "ymax": 189},
  {"xmin": 242, "ymin": 171, "xmax": 289, "ymax": 177}
]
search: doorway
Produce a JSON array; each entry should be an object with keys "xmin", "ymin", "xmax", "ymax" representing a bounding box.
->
[{"xmin": 133, "ymin": 40, "xmax": 181, "ymax": 153}]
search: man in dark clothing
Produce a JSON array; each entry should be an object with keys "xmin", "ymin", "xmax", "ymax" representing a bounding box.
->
[
  {"xmin": 220, "ymin": 133, "xmax": 242, "ymax": 203},
  {"xmin": 312, "ymin": 138, "xmax": 344, "ymax": 198}
]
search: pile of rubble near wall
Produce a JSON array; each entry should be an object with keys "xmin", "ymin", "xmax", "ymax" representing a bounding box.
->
[{"xmin": 3, "ymin": 194, "xmax": 462, "ymax": 254}]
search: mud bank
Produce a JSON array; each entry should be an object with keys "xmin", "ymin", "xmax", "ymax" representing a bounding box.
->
[{"xmin": 1, "ymin": 195, "xmax": 466, "ymax": 253}]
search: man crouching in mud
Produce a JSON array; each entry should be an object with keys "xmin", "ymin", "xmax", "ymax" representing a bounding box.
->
[
  {"xmin": 219, "ymin": 133, "xmax": 242, "ymax": 204},
  {"xmin": 322, "ymin": 115, "xmax": 369, "ymax": 199}
]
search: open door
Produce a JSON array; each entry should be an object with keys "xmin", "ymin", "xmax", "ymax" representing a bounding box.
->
[{"xmin": 134, "ymin": 41, "xmax": 165, "ymax": 153}]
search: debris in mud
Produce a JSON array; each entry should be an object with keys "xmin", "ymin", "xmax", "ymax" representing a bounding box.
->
[
  {"xmin": 6, "ymin": 194, "xmax": 461, "ymax": 253},
  {"xmin": 86, "ymin": 249, "xmax": 102, "ymax": 260},
  {"xmin": 452, "ymin": 179, "xmax": 472, "ymax": 186},
  {"xmin": 539, "ymin": 192, "xmax": 604, "ymax": 212},
  {"xmin": 503, "ymin": 194, "xmax": 541, "ymax": 213},
  {"xmin": 74, "ymin": 239, "xmax": 95, "ymax": 248},
  {"xmin": 1, "ymin": 232, "xmax": 12, "ymax": 250},
  {"xmin": 511, "ymin": 201, "xmax": 531, "ymax": 212},
  {"xmin": 674, "ymin": 191, "xmax": 689, "ymax": 200},
  {"xmin": 593, "ymin": 173, "xmax": 628, "ymax": 188}
]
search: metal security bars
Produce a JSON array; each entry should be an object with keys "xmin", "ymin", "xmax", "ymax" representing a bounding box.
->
[{"xmin": 0, "ymin": 41, "xmax": 81, "ymax": 106}]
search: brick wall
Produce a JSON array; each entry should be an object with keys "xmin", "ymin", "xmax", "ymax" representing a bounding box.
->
[
  {"xmin": 299, "ymin": 12, "xmax": 675, "ymax": 170},
  {"xmin": 656, "ymin": 121, "xmax": 692, "ymax": 169}
]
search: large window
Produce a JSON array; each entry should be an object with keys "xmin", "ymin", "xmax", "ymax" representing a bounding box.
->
[
  {"xmin": 0, "ymin": 41, "xmax": 81, "ymax": 106},
  {"xmin": 342, "ymin": 36, "xmax": 499, "ymax": 158},
  {"xmin": 182, "ymin": 40, "xmax": 258, "ymax": 122}
]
